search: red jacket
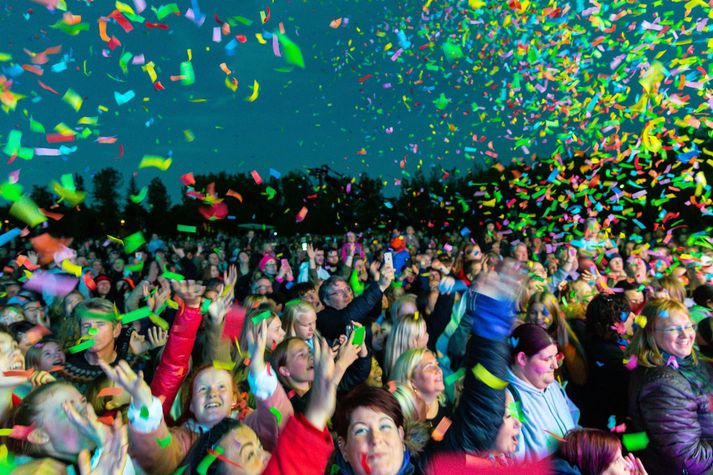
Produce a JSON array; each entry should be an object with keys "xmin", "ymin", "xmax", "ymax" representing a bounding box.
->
[
  {"xmin": 150, "ymin": 305, "xmax": 203, "ymax": 419},
  {"xmin": 262, "ymin": 413, "xmax": 334, "ymax": 475}
]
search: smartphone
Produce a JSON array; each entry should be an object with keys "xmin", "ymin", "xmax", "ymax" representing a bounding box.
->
[
  {"xmin": 345, "ymin": 324, "xmax": 354, "ymax": 340},
  {"xmin": 302, "ymin": 242, "xmax": 308, "ymax": 251},
  {"xmin": 384, "ymin": 252, "xmax": 393, "ymax": 268},
  {"xmin": 281, "ymin": 258, "xmax": 289, "ymax": 268}
]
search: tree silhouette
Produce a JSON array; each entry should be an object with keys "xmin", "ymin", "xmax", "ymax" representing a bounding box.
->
[
  {"xmin": 92, "ymin": 167, "xmax": 122, "ymax": 234},
  {"xmin": 147, "ymin": 177, "xmax": 172, "ymax": 235},
  {"xmin": 123, "ymin": 176, "xmax": 147, "ymax": 231}
]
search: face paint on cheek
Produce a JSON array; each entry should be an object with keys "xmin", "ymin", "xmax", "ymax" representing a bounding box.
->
[{"xmin": 271, "ymin": 340, "xmax": 277, "ymax": 351}]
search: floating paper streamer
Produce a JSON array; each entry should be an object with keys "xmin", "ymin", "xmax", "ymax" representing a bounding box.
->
[
  {"xmin": 24, "ymin": 271, "xmax": 78, "ymax": 297},
  {"xmin": 0, "ymin": 228, "xmax": 22, "ymax": 247},
  {"xmin": 472, "ymin": 363, "xmax": 508, "ymax": 389},
  {"xmin": 123, "ymin": 231, "xmax": 146, "ymax": 253},
  {"xmin": 114, "ymin": 89, "xmax": 135, "ymax": 106},
  {"xmin": 10, "ymin": 196, "xmax": 47, "ymax": 227},
  {"xmin": 139, "ymin": 156, "xmax": 172, "ymax": 170},
  {"xmin": 61, "ymin": 88, "xmax": 83, "ymax": 111}
]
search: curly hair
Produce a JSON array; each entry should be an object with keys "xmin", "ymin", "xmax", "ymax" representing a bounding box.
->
[{"xmin": 585, "ymin": 293, "xmax": 631, "ymax": 342}]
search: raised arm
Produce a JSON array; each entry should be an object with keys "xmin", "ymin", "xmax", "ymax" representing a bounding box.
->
[{"xmin": 441, "ymin": 261, "xmax": 524, "ymax": 454}]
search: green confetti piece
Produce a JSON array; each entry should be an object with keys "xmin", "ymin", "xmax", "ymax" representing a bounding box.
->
[
  {"xmin": 196, "ymin": 453, "xmax": 217, "ymax": 475},
  {"xmin": 444, "ymin": 368, "xmax": 465, "ymax": 387},
  {"xmin": 156, "ymin": 434, "xmax": 172, "ymax": 448},
  {"xmin": 140, "ymin": 405, "xmax": 149, "ymax": 419},
  {"xmin": 9, "ymin": 196, "xmax": 48, "ymax": 227},
  {"xmin": 180, "ymin": 61, "xmax": 195, "ymax": 86},
  {"xmin": 120, "ymin": 306, "xmax": 152, "ymax": 324},
  {"xmin": 149, "ymin": 313, "xmax": 169, "ymax": 331},
  {"xmin": 277, "ymin": 33, "xmax": 305, "ymax": 69},
  {"xmin": 153, "ymin": 3, "xmax": 180, "ymax": 20},
  {"xmin": 622, "ymin": 432, "xmax": 649, "ymax": 452},
  {"xmin": 201, "ymin": 298, "xmax": 212, "ymax": 314},
  {"xmin": 228, "ymin": 15, "xmax": 253, "ymax": 26},
  {"xmin": 161, "ymin": 271, "xmax": 185, "ymax": 281},
  {"xmin": 351, "ymin": 326, "xmax": 365, "ymax": 346},
  {"xmin": 176, "ymin": 224, "xmax": 197, "ymax": 233},
  {"xmin": 284, "ymin": 298, "xmax": 301, "ymax": 307},
  {"xmin": 251, "ymin": 310, "xmax": 272, "ymax": 325},
  {"xmin": 87, "ymin": 327, "xmax": 98, "ymax": 336},
  {"xmin": 124, "ymin": 231, "xmax": 146, "ymax": 254},
  {"xmin": 68, "ymin": 339, "xmax": 95, "ymax": 354},
  {"xmin": 130, "ymin": 186, "xmax": 148, "ymax": 204},
  {"xmin": 269, "ymin": 407, "xmax": 282, "ymax": 425},
  {"xmin": 0, "ymin": 181, "xmax": 23, "ymax": 202},
  {"xmin": 172, "ymin": 467, "xmax": 188, "ymax": 475},
  {"xmin": 125, "ymin": 262, "xmax": 145, "ymax": 273},
  {"xmin": 29, "ymin": 117, "xmax": 45, "ymax": 133},
  {"xmin": 49, "ymin": 20, "xmax": 90, "ymax": 35}
]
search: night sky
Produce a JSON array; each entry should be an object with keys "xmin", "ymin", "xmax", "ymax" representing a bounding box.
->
[{"xmin": 1, "ymin": 0, "xmax": 710, "ymax": 202}]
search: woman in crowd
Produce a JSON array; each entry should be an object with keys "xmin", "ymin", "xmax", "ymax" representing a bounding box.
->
[
  {"xmin": 506, "ymin": 323, "xmax": 580, "ymax": 461},
  {"xmin": 627, "ymin": 298, "xmax": 713, "ymax": 475},
  {"xmin": 391, "ymin": 348, "xmax": 447, "ymax": 430},
  {"xmin": 383, "ymin": 313, "xmax": 428, "ymax": 380},
  {"xmin": 552, "ymin": 428, "xmax": 648, "ymax": 474},
  {"xmin": 25, "ymin": 337, "xmax": 66, "ymax": 372},
  {"xmin": 579, "ymin": 293, "xmax": 633, "ymax": 429}
]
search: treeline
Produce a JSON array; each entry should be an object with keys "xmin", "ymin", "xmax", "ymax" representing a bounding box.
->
[{"xmin": 14, "ymin": 131, "xmax": 713, "ymax": 239}]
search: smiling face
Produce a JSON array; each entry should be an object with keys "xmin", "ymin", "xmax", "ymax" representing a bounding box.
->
[
  {"xmin": 189, "ymin": 367, "xmax": 236, "ymax": 428},
  {"xmin": 38, "ymin": 341, "xmax": 65, "ymax": 371},
  {"xmin": 341, "ymin": 407, "xmax": 405, "ymax": 475},
  {"xmin": 493, "ymin": 392, "xmax": 522, "ymax": 455},
  {"xmin": 654, "ymin": 310, "xmax": 695, "ymax": 359},
  {"xmin": 326, "ymin": 281, "xmax": 353, "ymax": 310},
  {"xmin": 526, "ymin": 302, "xmax": 553, "ymax": 330},
  {"xmin": 515, "ymin": 344, "xmax": 559, "ymax": 390}
]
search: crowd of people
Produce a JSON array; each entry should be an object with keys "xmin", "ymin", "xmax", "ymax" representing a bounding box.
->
[{"xmin": 0, "ymin": 217, "xmax": 711, "ymax": 474}]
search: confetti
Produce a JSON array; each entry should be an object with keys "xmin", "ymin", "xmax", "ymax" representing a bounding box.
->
[{"xmin": 472, "ymin": 363, "xmax": 508, "ymax": 390}]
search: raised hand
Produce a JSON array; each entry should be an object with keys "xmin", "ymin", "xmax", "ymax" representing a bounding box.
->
[
  {"xmin": 305, "ymin": 337, "xmax": 338, "ymax": 430},
  {"xmin": 98, "ymin": 359, "xmax": 153, "ymax": 412},
  {"xmin": 77, "ymin": 412, "xmax": 128, "ymax": 475},
  {"xmin": 147, "ymin": 326, "xmax": 168, "ymax": 350},
  {"xmin": 378, "ymin": 264, "xmax": 395, "ymax": 291},
  {"xmin": 306, "ymin": 243, "xmax": 316, "ymax": 261},
  {"xmin": 171, "ymin": 280, "xmax": 205, "ymax": 308},
  {"xmin": 129, "ymin": 331, "xmax": 150, "ymax": 356},
  {"xmin": 625, "ymin": 453, "xmax": 648, "ymax": 475},
  {"xmin": 63, "ymin": 398, "xmax": 106, "ymax": 449},
  {"xmin": 223, "ymin": 265, "xmax": 238, "ymax": 291},
  {"xmin": 474, "ymin": 259, "xmax": 527, "ymax": 303},
  {"xmin": 246, "ymin": 319, "xmax": 268, "ymax": 376},
  {"xmin": 208, "ymin": 283, "xmax": 235, "ymax": 326},
  {"xmin": 29, "ymin": 370, "xmax": 55, "ymax": 388}
]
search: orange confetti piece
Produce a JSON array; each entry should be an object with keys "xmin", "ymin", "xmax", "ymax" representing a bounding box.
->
[
  {"xmin": 226, "ymin": 189, "xmax": 243, "ymax": 202},
  {"xmin": 21, "ymin": 64, "xmax": 43, "ymax": 76},
  {"xmin": 63, "ymin": 12, "xmax": 81, "ymax": 25},
  {"xmin": 329, "ymin": 18, "xmax": 343, "ymax": 28},
  {"xmin": 219, "ymin": 63, "xmax": 232, "ymax": 75},
  {"xmin": 97, "ymin": 386, "xmax": 124, "ymax": 398},
  {"xmin": 37, "ymin": 80, "xmax": 60, "ymax": 95},
  {"xmin": 98, "ymin": 19, "xmax": 110, "ymax": 42}
]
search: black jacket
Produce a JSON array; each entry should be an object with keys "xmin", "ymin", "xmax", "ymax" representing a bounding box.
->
[
  {"xmin": 317, "ymin": 282, "xmax": 382, "ymax": 342},
  {"xmin": 628, "ymin": 357, "xmax": 713, "ymax": 475}
]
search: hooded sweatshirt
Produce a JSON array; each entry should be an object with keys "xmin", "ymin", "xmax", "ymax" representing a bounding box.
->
[{"xmin": 506, "ymin": 368, "xmax": 580, "ymax": 461}]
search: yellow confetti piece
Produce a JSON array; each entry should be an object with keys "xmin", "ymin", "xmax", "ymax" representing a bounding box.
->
[
  {"xmin": 635, "ymin": 315, "xmax": 647, "ymax": 328},
  {"xmin": 0, "ymin": 53, "xmax": 12, "ymax": 61},
  {"xmin": 213, "ymin": 360, "xmax": 235, "ymax": 371},
  {"xmin": 139, "ymin": 156, "xmax": 172, "ymax": 170},
  {"xmin": 472, "ymin": 363, "xmax": 508, "ymax": 390},
  {"xmin": 61, "ymin": 259, "xmax": 82, "ymax": 277},
  {"xmin": 246, "ymin": 80, "xmax": 259, "ymax": 102},
  {"xmin": 255, "ymin": 33, "xmax": 267, "ymax": 44}
]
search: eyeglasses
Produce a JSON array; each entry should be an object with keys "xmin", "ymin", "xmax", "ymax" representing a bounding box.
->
[
  {"xmin": 655, "ymin": 323, "xmax": 697, "ymax": 335},
  {"xmin": 328, "ymin": 288, "xmax": 352, "ymax": 298}
]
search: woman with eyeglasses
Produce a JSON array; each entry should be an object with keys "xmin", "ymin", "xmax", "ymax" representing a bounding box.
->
[{"xmin": 626, "ymin": 298, "xmax": 713, "ymax": 475}]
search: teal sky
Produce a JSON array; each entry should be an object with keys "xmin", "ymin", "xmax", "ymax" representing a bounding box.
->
[{"xmin": 1, "ymin": 0, "xmax": 710, "ymax": 202}]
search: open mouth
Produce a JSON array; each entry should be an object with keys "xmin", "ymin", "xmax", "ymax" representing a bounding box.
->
[{"xmin": 204, "ymin": 401, "xmax": 222, "ymax": 409}]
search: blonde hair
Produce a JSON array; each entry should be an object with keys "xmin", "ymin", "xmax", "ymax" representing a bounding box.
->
[
  {"xmin": 655, "ymin": 275, "xmax": 687, "ymax": 303},
  {"xmin": 281, "ymin": 301, "xmax": 320, "ymax": 339},
  {"xmin": 626, "ymin": 298, "xmax": 696, "ymax": 368},
  {"xmin": 390, "ymin": 294, "xmax": 417, "ymax": 323},
  {"xmin": 383, "ymin": 314, "xmax": 427, "ymax": 379},
  {"xmin": 391, "ymin": 348, "xmax": 446, "ymax": 406},
  {"xmin": 391, "ymin": 384, "xmax": 427, "ymax": 423}
]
